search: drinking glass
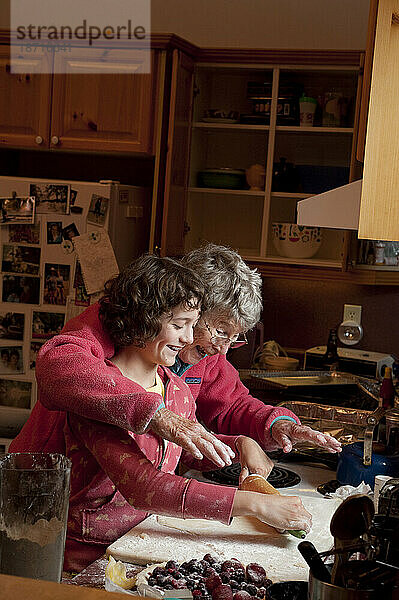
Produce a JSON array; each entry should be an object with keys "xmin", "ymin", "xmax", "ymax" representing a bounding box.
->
[{"xmin": 0, "ymin": 453, "xmax": 71, "ymax": 582}]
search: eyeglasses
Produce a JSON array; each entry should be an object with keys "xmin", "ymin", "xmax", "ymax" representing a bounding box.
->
[{"xmin": 203, "ymin": 321, "xmax": 248, "ymax": 349}]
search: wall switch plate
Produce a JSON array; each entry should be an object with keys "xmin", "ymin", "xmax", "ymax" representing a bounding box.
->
[{"xmin": 343, "ymin": 304, "xmax": 362, "ymax": 325}]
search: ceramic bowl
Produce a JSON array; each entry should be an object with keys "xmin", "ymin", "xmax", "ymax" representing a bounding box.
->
[
  {"xmin": 271, "ymin": 223, "xmax": 322, "ymax": 259},
  {"xmin": 203, "ymin": 108, "xmax": 240, "ymax": 120},
  {"xmin": 261, "ymin": 356, "xmax": 299, "ymax": 371},
  {"xmin": 198, "ymin": 168, "xmax": 246, "ymax": 189}
]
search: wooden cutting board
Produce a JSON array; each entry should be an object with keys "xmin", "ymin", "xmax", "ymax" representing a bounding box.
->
[{"xmin": 106, "ymin": 495, "xmax": 341, "ymax": 582}]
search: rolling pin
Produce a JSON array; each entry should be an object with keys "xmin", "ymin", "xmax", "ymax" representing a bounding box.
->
[{"xmin": 240, "ymin": 473, "xmax": 307, "ymax": 539}]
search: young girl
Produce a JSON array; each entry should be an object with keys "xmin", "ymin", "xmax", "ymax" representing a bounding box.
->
[{"xmin": 43, "ymin": 254, "xmax": 311, "ymax": 571}]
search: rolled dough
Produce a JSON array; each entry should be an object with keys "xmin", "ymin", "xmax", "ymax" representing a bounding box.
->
[{"xmin": 107, "ymin": 495, "xmax": 341, "ymax": 582}]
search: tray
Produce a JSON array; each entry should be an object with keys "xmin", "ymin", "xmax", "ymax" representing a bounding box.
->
[{"xmin": 250, "ymin": 370, "xmax": 355, "ymax": 389}]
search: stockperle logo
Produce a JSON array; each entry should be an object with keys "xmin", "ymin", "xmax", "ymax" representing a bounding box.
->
[{"xmin": 10, "ymin": 0, "xmax": 150, "ymax": 74}]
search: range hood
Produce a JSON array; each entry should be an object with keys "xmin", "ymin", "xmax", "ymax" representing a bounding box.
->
[{"xmin": 296, "ymin": 179, "xmax": 362, "ymax": 230}]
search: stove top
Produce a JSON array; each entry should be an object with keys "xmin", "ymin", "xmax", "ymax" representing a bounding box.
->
[{"xmin": 202, "ymin": 462, "xmax": 301, "ymax": 488}]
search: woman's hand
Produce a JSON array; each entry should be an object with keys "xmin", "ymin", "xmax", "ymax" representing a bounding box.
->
[
  {"xmin": 232, "ymin": 490, "xmax": 312, "ymax": 533},
  {"xmin": 271, "ymin": 420, "xmax": 342, "ymax": 454},
  {"xmin": 150, "ymin": 407, "xmax": 235, "ymax": 468},
  {"xmin": 235, "ymin": 436, "xmax": 274, "ymax": 486}
]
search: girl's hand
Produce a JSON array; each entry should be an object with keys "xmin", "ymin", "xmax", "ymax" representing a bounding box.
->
[
  {"xmin": 232, "ymin": 490, "xmax": 312, "ymax": 533},
  {"xmin": 235, "ymin": 436, "xmax": 274, "ymax": 486},
  {"xmin": 271, "ymin": 420, "xmax": 342, "ymax": 454}
]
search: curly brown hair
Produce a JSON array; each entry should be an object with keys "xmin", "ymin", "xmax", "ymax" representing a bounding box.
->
[{"xmin": 99, "ymin": 254, "xmax": 207, "ymax": 349}]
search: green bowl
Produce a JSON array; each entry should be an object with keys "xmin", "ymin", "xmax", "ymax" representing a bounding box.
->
[{"xmin": 198, "ymin": 169, "xmax": 246, "ymax": 189}]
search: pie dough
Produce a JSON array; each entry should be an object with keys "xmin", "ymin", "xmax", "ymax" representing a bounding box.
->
[{"xmin": 107, "ymin": 495, "xmax": 341, "ymax": 582}]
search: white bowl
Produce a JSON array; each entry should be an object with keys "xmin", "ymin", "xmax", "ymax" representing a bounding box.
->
[{"xmin": 272, "ymin": 223, "xmax": 322, "ymax": 259}]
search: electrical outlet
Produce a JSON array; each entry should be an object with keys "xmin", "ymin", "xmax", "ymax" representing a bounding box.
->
[{"xmin": 343, "ymin": 304, "xmax": 362, "ymax": 325}]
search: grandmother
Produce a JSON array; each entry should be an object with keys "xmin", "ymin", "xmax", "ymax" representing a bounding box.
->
[{"xmin": 11, "ymin": 244, "xmax": 340, "ymax": 478}]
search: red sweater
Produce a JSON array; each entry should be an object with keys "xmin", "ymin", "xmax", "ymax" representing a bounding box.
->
[{"xmin": 11, "ymin": 304, "xmax": 299, "ymax": 455}]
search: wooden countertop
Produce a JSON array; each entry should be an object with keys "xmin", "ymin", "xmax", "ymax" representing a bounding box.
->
[{"xmin": 0, "ymin": 572, "xmax": 140, "ymax": 600}]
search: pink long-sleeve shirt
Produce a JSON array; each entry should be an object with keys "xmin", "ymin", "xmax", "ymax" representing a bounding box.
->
[{"xmin": 65, "ymin": 367, "xmax": 238, "ymax": 547}]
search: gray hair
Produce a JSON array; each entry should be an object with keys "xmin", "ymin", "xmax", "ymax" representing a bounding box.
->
[{"xmin": 181, "ymin": 244, "xmax": 262, "ymax": 331}]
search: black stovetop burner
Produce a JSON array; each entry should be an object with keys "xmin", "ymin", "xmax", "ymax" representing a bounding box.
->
[{"xmin": 202, "ymin": 462, "xmax": 301, "ymax": 488}]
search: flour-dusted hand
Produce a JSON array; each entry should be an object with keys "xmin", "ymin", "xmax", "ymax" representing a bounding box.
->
[
  {"xmin": 271, "ymin": 420, "xmax": 342, "ymax": 454},
  {"xmin": 149, "ymin": 407, "xmax": 235, "ymax": 467},
  {"xmin": 235, "ymin": 436, "xmax": 274, "ymax": 486},
  {"xmin": 233, "ymin": 490, "xmax": 312, "ymax": 533}
]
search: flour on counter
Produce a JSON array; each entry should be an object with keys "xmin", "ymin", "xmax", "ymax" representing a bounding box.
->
[{"xmin": 107, "ymin": 496, "xmax": 341, "ymax": 582}]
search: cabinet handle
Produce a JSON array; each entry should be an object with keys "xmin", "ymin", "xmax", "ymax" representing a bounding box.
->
[
  {"xmin": 35, "ymin": 135, "xmax": 43, "ymax": 145},
  {"xmin": 51, "ymin": 135, "xmax": 60, "ymax": 145}
]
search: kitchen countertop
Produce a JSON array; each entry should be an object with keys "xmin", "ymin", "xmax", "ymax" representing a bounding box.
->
[{"xmin": 64, "ymin": 461, "xmax": 336, "ymax": 590}]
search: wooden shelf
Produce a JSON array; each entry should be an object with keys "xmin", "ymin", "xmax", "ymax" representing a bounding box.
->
[
  {"xmin": 188, "ymin": 187, "xmax": 264, "ymax": 196},
  {"xmin": 355, "ymin": 264, "xmax": 399, "ymax": 271},
  {"xmin": 193, "ymin": 123, "xmax": 353, "ymax": 134},
  {"xmin": 271, "ymin": 192, "xmax": 314, "ymax": 198},
  {"xmin": 276, "ymin": 126, "xmax": 354, "ymax": 133},
  {"xmin": 245, "ymin": 256, "xmax": 343, "ymax": 268},
  {"xmin": 239, "ymin": 260, "xmax": 399, "ymax": 285},
  {"xmin": 193, "ymin": 122, "xmax": 270, "ymax": 131}
]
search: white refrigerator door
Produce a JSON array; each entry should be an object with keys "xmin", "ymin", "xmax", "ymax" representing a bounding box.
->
[{"xmin": 0, "ymin": 175, "xmax": 114, "ymax": 437}]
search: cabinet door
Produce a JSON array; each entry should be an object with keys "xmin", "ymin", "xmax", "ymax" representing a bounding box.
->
[
  {"xmin": 51, "ymin": 49, "xmax": 157, "ymax": 154},
  {"xmin": 0, "ymin": 46, "xmax": 52, "ymax": 149},
  {"xmin": 160, "ymin": 50, "xmax": 194, "ymax": 256},
  {"xmin": 356, "ymin": 0, "xmax": 379, "ymax": 162},
  {"xmin": 359, "ymin": 0, "xmax": 399, "ymax": 240}
]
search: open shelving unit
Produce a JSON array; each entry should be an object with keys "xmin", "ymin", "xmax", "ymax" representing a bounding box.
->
[{"xmin": 185, "ymin": 61, "xmax": 361, "ymax": 268}]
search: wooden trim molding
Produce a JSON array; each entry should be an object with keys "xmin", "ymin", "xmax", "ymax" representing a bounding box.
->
[
  {"xmin": 0, "ymin": 28, "xmax": 361, "ymax": 66},
  {"xmin": 150, "ymin": 34, "xmax": 199, "ymax": 58},
  {"xmin": 0, "ymin": 29, "xmax": 10, "ymax": 44},
  {"xmin": 197, "ymin": 48, "xmax": 363, "ymax": 66},
  {"xmin": 0, "ymin": 29, "xmax": 200, "ymax": 56},
  {"xmin": 249, "ymin": 261, "xmax": 398, "ymax": 285}
]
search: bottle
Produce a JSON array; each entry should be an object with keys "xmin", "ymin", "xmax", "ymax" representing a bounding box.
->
[
  {"xmin": 379, "ymin": 366, "xmax": 395, "ymax": 409},
  {"xmin": 322, "ymin": 328, "xmax": 339, "ymax": 370}
]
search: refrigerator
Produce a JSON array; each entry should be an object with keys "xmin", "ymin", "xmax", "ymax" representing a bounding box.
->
[{"xmin": 0, "ymin": 175, "xmax": 150, "ymax": 443}]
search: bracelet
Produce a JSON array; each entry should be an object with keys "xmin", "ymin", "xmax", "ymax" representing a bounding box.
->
[
  {"xmin": 153, "ymin": 400, "xmax": 166, "ymax": 414},
  {"xmin": 269, "ymin": 415, "xmax": 297, "ymax": 432}
]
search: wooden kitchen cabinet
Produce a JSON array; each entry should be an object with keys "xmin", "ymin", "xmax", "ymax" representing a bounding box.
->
[
  {"xmin": 158, "ymin": 52, "xmax": 362, "ymax": 272},
  {"xmin": 356, "ymin": 0, "xmax": 379, "ymax": 163},
  {"xmin": 358, "ymin": 0, "xmax": 399, "ymax": 242},
  {"xmin": 51, "ymin": 49, "xmax": 158, "ymax": 154},
  {"xmin": 160, "ymin": 50, "xmax": 195, "ymax": 256},
  {"xmin": 0, "ymin": 44, "xmax": 159, "ymax": 154},
  {"xmin": 0, "ymin": 46, "xmax": 52, "ymax": 149}
]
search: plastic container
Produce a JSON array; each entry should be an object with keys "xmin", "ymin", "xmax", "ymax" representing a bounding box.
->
[
  {"xmin": 379, "ymin": 366, "xmax": 395, "ymax": 409},
  {"xmin": 299, "ymin": 94, "xmax": 318, "ymax": 127},
  {"xmin": 336, "ymin": 442, "xmax": 399, "ymax": 488}
]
